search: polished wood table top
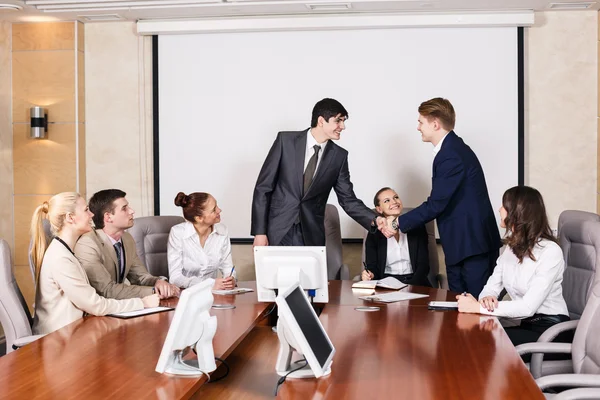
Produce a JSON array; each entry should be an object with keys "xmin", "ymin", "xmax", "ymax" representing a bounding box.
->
[
  {"xmin": 0, "ymin": 281, "xmax": 544, "ymax": 400},
  {"xmin": 0, "ymin": 282, "xmax": 269, "ymax": 400},
  {"xmin": 198, "ymin": 282, "xmax": 545, "ymax": 400}
]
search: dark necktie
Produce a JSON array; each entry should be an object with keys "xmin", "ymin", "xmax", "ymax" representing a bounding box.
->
[
  {"xmin": 303, "ymin": 145, "xmax": 321, "ymax": 195},
  {"xmin": 113, "ymin": 242, "xmax": 124, "ymax": 283}
]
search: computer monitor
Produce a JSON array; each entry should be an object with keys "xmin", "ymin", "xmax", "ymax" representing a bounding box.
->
[
  {"xmin": 155, "ymin": 279, "xmax": 217, "ymax": 377},
  {"xmin": 275, "ymin": 283, "xmax": 335, "ymax": 378},
  {"xmin": 254, "ymin": 246, "xmax": 328, "ymax": 303}
]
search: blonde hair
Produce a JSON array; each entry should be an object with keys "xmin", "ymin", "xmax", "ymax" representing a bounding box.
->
[
  {"xmin": 418, "ymin": 97, "xmax": 456, "ymax": 131},
  {"xmin": 30, "ymin": 192, "xmax": 81, "ymax": 285}
]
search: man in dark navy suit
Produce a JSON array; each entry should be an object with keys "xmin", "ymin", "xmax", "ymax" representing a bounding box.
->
[
  {"xmin": 391, "ymin": 98, "xmax": 501, "ymax": 297},
  {"xmin": 251, "ymin": 98, "xmax": 390, "ymax": 247}
]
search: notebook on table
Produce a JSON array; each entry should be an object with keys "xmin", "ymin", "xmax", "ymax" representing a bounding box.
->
[{"xmin": 352, "ymin": 277, "xmax": 407, "ymax": 290}]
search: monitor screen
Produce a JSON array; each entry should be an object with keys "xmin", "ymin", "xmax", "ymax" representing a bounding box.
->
[{"xmin": 284, "ymin": 286, "xmax": 333, "ymax": 367}]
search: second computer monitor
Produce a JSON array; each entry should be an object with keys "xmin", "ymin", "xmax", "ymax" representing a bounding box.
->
[{"xmin": 254, "ymin": 246, "xmax": 329, "ymax": 303}]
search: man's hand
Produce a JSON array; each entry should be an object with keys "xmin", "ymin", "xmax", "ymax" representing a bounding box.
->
[
  {"xmin": 376, "ymin": 216, "xmax": 396, "ymax": 238},
  {"xmin": 154, "ymin": 280, "xmax": 180, "ymax": 299},
  {"xmin": 253, "ymin": 235, "xmax": 269, "ymax": 248}
]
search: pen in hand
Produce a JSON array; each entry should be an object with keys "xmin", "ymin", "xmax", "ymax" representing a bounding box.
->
[{"xmin": 229, "ymin": 265, "xmax": 236, "ymax": 278}]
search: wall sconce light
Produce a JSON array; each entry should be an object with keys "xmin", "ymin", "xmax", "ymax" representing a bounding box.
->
[{"xmin": 30, "ymin": 106, "xmax": 48, "ymax": 139}]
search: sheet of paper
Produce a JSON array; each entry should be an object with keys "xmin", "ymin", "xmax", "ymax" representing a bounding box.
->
[
  {"xmin": 212, "ymin": 288, "xmax": 254, "ymax": 295},
  {"xmin": 108, "ymin": 306, "xmax": 174, "ymax": 318},
  {"xmin": 375, "ymin": 277, "xmax": 407, "ymax": 290},
  {"xmin": 359, "ymin": 292, "xmax": 428, "ymax": 303}
]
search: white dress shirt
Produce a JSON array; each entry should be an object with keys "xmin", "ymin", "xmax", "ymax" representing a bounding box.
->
[
  {"xmin": 432, "ymin": 132, "xmax": 449, "ymax": 157},
  {"xmin": 478, "ymin": 239, "xmax": 569, "ymax": 319},
  {"xmin": 385, "ymin": 233, "xmax": 413, "ymax": 276},
  {"xmin": 167, "ymin": 221, "xmax": 236, "ymax": 288},
  {"xmin": 304, "ymin": 128, "xmax": 328, "ymax": 175}
]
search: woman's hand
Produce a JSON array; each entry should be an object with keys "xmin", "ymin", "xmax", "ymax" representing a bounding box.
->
[
  {"xmin": 361, "ymin": 270, "xmax": 375, "ymax": 281},
  {"xmin": 142, "ymin": 294, "xmax": 160, "ymax": 308},
  {"xmin": 479, "ymin": 296, "xmax": 499, "ymax": 312},
  {"xmin": 214, "ymin": 276, "xmax": 235, "ymax": 290},
  {"xmin": 456, "ymin": 293, "xmax": 481, "ymax": 314}
]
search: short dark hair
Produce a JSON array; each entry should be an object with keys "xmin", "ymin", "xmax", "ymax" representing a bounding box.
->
[
  {"xmin": 310, "ymin": 98, "xmax": 348, "ymax": 128},
  {"xmin": 373, "ymin": 187, "xmax": 393, "ymax": 207},
  {"xmin": 89, "ymin": 189, "xmax": 126, "ymax": 229},
  {"xmin": 174, "ymin": 192, "xmax": 211, "ymax": 223}
]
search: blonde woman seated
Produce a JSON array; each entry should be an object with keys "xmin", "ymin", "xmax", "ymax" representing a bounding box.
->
[
  {"xmin": 168, "ymin": 192, "xmax": 236, "ymax": 290},
  {"xmin": 31, "ymin": 193, "xmax": 159, "ymax": 335},
  {"xmin": 457, "ymin": 186, "xmax": 569, "ymax": 347}
]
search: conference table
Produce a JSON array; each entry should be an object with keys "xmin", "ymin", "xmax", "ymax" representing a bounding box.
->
[{"xmin": 0, "ymin": 281, "xmax": 544, "ymax": 399}]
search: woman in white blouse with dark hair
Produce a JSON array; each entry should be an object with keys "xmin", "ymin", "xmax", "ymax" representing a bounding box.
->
[
  {"xmin": 457, "ymin": 186, "xmax": 569, "ymax": 347},
  {"xmin": 168, "ymin": 192, "xmax": 236, "ymax": 290}
]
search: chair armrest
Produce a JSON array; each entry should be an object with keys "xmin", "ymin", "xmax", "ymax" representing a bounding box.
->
[
  {"xmin": 529, "ymin": 319, "xmax": 579, "ymax": 378},
  {"xmin": 12, "ymin": 334, "xmax": 45, "ymax": 350},
  {"xmin": 536, "ymin": 374, "xmax": 600, "ymax": 391},
  {"xmin": 516, "ymin": 342, "xmax": 572, "ymax": 356},
  {"xmin": 339, "ymin": 264, "xmax": 350, "ymax": 280},
  {"xmin": 536, "ymin": 320, "xmax": 579, "ymax": 343},
  {"xmin": 553, "ymin": 388, "xmax": 600, "ymax": 400}
]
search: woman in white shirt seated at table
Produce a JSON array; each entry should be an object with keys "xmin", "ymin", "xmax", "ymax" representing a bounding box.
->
[
  {"xmin": 457, "ymin": 186, "xmax": 569, "ymax": 347},
  {"xmin": 168, "ymin": 192, "xmax": 236, "ymax": 290},
  {"xmin": 31, "ymin": 192, "xmax": 159, "ymax": 335}
]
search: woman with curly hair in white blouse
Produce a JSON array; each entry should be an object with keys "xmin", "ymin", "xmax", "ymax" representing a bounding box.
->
[
  {"xmin": 168, "ymin": 192, "xmax": 236, "ymax": 290},
  {"xmin": 457, "ymin": 185, "xmax": 569, "ymax": 347}
]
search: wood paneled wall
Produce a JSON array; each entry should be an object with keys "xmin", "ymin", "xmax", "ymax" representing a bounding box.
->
[{"xmin": 11, "ymin": 21, "xmax": 85, "ymax": 308}]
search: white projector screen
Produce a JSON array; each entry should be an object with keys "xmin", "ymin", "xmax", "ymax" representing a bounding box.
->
[{"xmin": 158, "ymin": 27, "xmax": 519, "ymax": 239}]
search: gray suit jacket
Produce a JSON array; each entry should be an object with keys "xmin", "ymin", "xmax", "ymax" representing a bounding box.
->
[
  {"xmin": 74, "ymin": 229, "xmax": 158, "ymax": 299},
  {"xmin": 251, "ymin": 129, "xmax": 376, "ymax": 246}
]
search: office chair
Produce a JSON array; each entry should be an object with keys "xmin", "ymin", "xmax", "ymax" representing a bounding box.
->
[
  {"xmin": 127, "ymin": 215, "xmax": 185, "ymax": 279},
  {"xmin": 0, "ymin": 239, "xmax": 44, "ymax": 354},
  {"xmin": 324, "ymin": 204, "xmax": 349, "ymax": 280}
]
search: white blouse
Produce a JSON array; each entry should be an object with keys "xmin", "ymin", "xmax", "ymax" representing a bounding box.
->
[
  {"xmin": 167, "ymin": 221, "xmax": 235, "ymax": 288},
  {"xmin": 385, "ymin": 233, "xmax": 412, "ymax": 276},
  {"xmin": 478, "ymin": 239, "xmax": 569, "ymax": 319}
]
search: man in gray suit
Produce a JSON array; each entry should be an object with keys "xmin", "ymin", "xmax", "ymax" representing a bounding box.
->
[{"xmin": 251, "ymin": 98, "xmax": 389, "ymax": 247}]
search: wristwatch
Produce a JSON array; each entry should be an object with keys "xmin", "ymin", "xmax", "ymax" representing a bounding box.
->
[{"xmin": 391, "ymin": 217, "xmax": 399, "ymax": 231}]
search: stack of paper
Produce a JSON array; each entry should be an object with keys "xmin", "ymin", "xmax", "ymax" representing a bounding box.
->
[
  {"xmin": 352, "ymin": 277, "xmax": 407, "ymax": 290},
  {"xmin": 359, "ymin": 292, "xmax": 429, "ymax": 303}
]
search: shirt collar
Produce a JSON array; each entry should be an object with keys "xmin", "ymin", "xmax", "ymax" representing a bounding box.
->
[
  {"xmin": 307, "ymin": 128, "xmax": 328, "ymax": 151},
  {"xmin": 105, "ymin": 232, "xmax": 122, "ymax": 246},
  {"xmin": 183, "ymin": 221, "xmax": 226, "ymax": 238},
  {"xmin": 432, "ymin": 132, "xmax": 450, "ymax": 157}
]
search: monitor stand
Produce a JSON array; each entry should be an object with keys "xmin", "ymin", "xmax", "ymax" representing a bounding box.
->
[
  {"xmin": 164, "ymin": 316, "xmax": 218, "ymax": 377},
  {"xmin": 275, "ymin": 317, "xmax": 331, "ymax": 379}
]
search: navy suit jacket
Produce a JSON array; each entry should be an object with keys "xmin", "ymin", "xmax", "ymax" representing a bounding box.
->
[
  {"xmin": 398, "ymin": 131, "xmax": 501, "ymax": 266},
  {"xmin": 251, "ymin": 130, "xmax": 376, "ymax": 246}
]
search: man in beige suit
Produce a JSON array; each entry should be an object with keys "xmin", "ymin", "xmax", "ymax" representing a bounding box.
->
[{"xmin": 75, "ymin": 189, "xmax": 180, "ymax": 299}]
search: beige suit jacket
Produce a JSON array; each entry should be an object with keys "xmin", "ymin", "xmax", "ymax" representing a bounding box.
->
[
  {"xmin": 33, "ymin": 239, "xmax": 143, "ymax": 335},
  {"xmin": 74, "ymin": 229, "xmax": 158, "ymax": 299}
]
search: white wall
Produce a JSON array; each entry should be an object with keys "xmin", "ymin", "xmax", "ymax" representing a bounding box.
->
[{"xmin": 84, "ymin": 11, "xmax": 598, "ymax": 229}]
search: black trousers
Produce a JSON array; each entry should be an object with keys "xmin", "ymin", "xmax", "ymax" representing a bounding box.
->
[
  {"xmin": 446, "ymin": 249, "xmax": 499, "ymax": 298},
  {"xmin": 505, "ymin": 314, "xmax": 572, "ymax": 362}
]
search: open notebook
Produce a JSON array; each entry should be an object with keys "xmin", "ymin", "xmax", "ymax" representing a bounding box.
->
[{"xmin": 352, "ymin": 277, "xmax": 407, "ymax": 290}]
